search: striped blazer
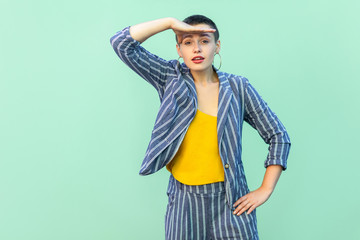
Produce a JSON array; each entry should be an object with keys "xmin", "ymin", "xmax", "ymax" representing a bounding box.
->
[{"xmin": 110, "ymin": 26, "xmax": 291, "ymax": 210}]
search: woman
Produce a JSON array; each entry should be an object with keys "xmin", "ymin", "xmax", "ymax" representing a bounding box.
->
[{"xmin": 110, "ymin": 15, "xmax": 291, "ymax": 240}]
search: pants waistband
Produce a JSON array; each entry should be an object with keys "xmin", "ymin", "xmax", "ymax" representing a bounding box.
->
[{"xmin": 171, "ymin": 174, "xmax": 225, "ymax": 194}]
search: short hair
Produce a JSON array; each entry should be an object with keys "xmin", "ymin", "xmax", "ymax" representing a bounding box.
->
[{"xmin": 175, "ymin": 14, "xmax": 220, "ymax": 44}]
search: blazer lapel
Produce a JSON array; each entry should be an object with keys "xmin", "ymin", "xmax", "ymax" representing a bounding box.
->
[
  {"xmin": 215, "ymin": 69, "xmax": 233, "ymax": 155},
  {"xmin": 180, "ymin": 64, "xmax": 233, "ymax": 158}
]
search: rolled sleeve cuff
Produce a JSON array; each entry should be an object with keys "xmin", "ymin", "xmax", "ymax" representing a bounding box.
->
[
  {"xmin": 264, "ymin": 159, "xmax": 287, "ymax": 171},
  {"xmin": 264, "ymin": 141, "xmax": 291, "ymax": 171}
]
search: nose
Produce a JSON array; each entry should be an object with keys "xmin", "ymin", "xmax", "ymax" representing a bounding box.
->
[{"xmin": 193, "ymin": 41, "xmax": 201, "ymax": 52}]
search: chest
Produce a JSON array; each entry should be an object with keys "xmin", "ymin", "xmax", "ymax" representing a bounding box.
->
[{"xmin": 194, "ymin": 83, "xmax": 219, "ymax": 117}]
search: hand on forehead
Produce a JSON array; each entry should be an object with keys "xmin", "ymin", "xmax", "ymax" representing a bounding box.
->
[{"xmin": 178, "ymin": 31, "xmax": 213, "ymax": 43}]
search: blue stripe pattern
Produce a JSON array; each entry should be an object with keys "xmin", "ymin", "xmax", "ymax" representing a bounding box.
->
[
  {"xmin": 110, "ymin": 26, "xmax": 291, "ymax": 212},
  {"xmin": 165, "ymin": 174, "xmax": 259, "ymax": 239}
]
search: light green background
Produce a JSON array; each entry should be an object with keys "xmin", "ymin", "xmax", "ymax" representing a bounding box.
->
[{"xmin": 1, "ymin": 0, "xmax": 359, "ymax": 239}]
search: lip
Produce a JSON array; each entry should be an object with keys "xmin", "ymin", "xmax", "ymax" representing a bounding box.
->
[
  {"xmin": 192, "ymin": 59, "xmax": 204, "ymax": 64},
  {"xmin": 191, "ymin": 56, "xmax": 205, "ymax": 63},
  {"xmin": 192, "ymin": 56, "xmax": 205, "ymax": 60}
]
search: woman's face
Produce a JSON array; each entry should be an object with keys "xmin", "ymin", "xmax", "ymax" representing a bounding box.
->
[{"xmin": 176, "ymin": 23, "xmax": 220, "ymax": 72}]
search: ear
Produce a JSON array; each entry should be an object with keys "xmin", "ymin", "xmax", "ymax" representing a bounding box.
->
[
  {"xmin": 176, "ymin": 44, "xmax": 182, "ymax": 58},
  {"xmin": 215, "ymin": 40, "xmax": 221, "ymax": 54}
]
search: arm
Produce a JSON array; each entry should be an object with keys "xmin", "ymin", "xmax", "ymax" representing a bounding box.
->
[
  {"xmin": 128, "ymin": 17, "xmax": 216, "ymax": 43},
  {"xmin": 260, "ymin": 164, "xmax": 283, "ymax": 193},
  {"xmin": 243, "ymin": 77, "xmax": 291, "ymax": 171},
  {"xmin": 232, "ymin": 78, "xmax": 291, "ymax": 215},
  {"xmin": 109, "ymin": 17, "xmax": 216, "ymax": 101},
  {"xmin": 233, "ymin": 165, "xmax": 283, "ymax": 215},
  {"xmin": 128, "ymin": 17, "xmax": 175, "ymax": 44},
  {"xmin": 109, "ymin": 18, "xmax": 176, "ymax": 101}
]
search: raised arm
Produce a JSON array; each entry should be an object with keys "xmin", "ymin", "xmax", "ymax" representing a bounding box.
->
[
  {"xmin": 128, "ymin": 17, "xmax": 175, "ymax": 43},
  {"xmin": 128, "ymin": 17, "xmax": 216, "ymax": 43},
  {"xmin": 109, "ymin": 17, "xmax": 216, "ymax": 101},
  {"xmin": 109, "ymin": 18, "xmax": 176, "ymax": 101}
]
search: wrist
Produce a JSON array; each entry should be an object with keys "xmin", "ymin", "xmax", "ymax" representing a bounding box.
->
[
  {"xmin": 260, "ymin": 185, "xmax": 274, "ymax": 194},
  {"xmin": 166, "ymin": 17, "xmax": 176, "ymax": 29}
]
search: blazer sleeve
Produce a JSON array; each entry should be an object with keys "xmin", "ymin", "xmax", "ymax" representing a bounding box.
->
[
  {"xmin": 243, "ymin": 77, "xmax": 291, "ymax": 171},
  {"xmin": 109, "ymin": 25, "xmax": 175, "ymax": 101}
]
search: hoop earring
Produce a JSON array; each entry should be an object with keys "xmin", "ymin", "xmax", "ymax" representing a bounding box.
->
[{"xmin": 213, "ymin": 53, "xmax": 222, "ymax": 70}]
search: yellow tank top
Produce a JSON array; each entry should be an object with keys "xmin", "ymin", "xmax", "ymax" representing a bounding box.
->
[{"xmin": 166, "ymin": 109, "xmax": 225, "ymax": 185}]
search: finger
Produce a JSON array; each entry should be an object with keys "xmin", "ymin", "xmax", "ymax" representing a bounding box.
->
[
  {"xmin": 181, "ymin": 25, "xmax": 216, "ymax": 33},
  {"xmin": 246, "ymin": 205, "xmax": 256, "ymax": 215},
  {"xmin": 237, "ymin": 202, "xmax": 253, "ymax": 216},
  {"xmin": 177, "ymin": 36, "xmax": 183, "ymax": 43},
  {"xmin": 233, "ymin": 199, "xmax": 249, "ymax": 214},
  {"xmin": 233, "ymin": 196, "xmax": 247, "ymax": 208},
  {"xmin": 197, "ymin": 27, "xmax": 216, "ymax": 32},
  {"xmin": 234, "ymin": 204, "xmax": 249, "ymax": 216},
  {"xmin": 190, "ymin": 27, "xmax": 216, "ymax": 33},
  {"xmin": 176, "ymin": 33, "xmax": 186, "ymax": 43},
  {"xmin": 176, "ymin": 28, "xmax": 216, "ymax": 43}
]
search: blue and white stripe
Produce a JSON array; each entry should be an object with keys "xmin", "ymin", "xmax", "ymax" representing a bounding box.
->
[
  {"xmin": 165, "ymin": 174, "xmax": 259, "ymax": 239},
  {"xmin": 110, "ymin": 26, "xmax": 291, "ymax": 211}
]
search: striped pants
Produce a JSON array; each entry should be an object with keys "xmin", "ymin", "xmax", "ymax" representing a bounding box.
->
[{"xmin": 165, "ymin": 174, "xmax": 259, "ymax": 240}]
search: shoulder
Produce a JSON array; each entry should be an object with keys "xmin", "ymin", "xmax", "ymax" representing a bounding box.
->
[{"xmin": 219, "ymin": 71, "xmax": 249, "ymax": 90}]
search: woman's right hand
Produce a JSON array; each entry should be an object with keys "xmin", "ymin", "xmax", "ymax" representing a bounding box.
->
[{"xmin": 170, "ymin": 18, "xmax": 216, "ymax": 43}]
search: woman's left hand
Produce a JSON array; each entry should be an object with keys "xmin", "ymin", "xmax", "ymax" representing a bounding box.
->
[{"xmin": 232, "ymin": 186, "xmax": 273, "ymax": 215}]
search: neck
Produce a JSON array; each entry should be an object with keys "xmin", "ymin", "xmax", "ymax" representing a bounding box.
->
[{"xmin": 190, "ymin": 66, "xmax": 219, "ymax": 86}]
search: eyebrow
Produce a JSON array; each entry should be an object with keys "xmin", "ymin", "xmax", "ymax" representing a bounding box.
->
[{"xmin": 182, "ymin": 33, "xmax": 212, "ymax": 39}]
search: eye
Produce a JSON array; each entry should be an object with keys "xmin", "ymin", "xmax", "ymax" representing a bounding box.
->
[
  {"xmin": 184, "ymin": 41, "xmax": 191, "ymax": 45},
  {"xmin": 202, "ymin": 40, "xmax": 209, "ymax": 44}
]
